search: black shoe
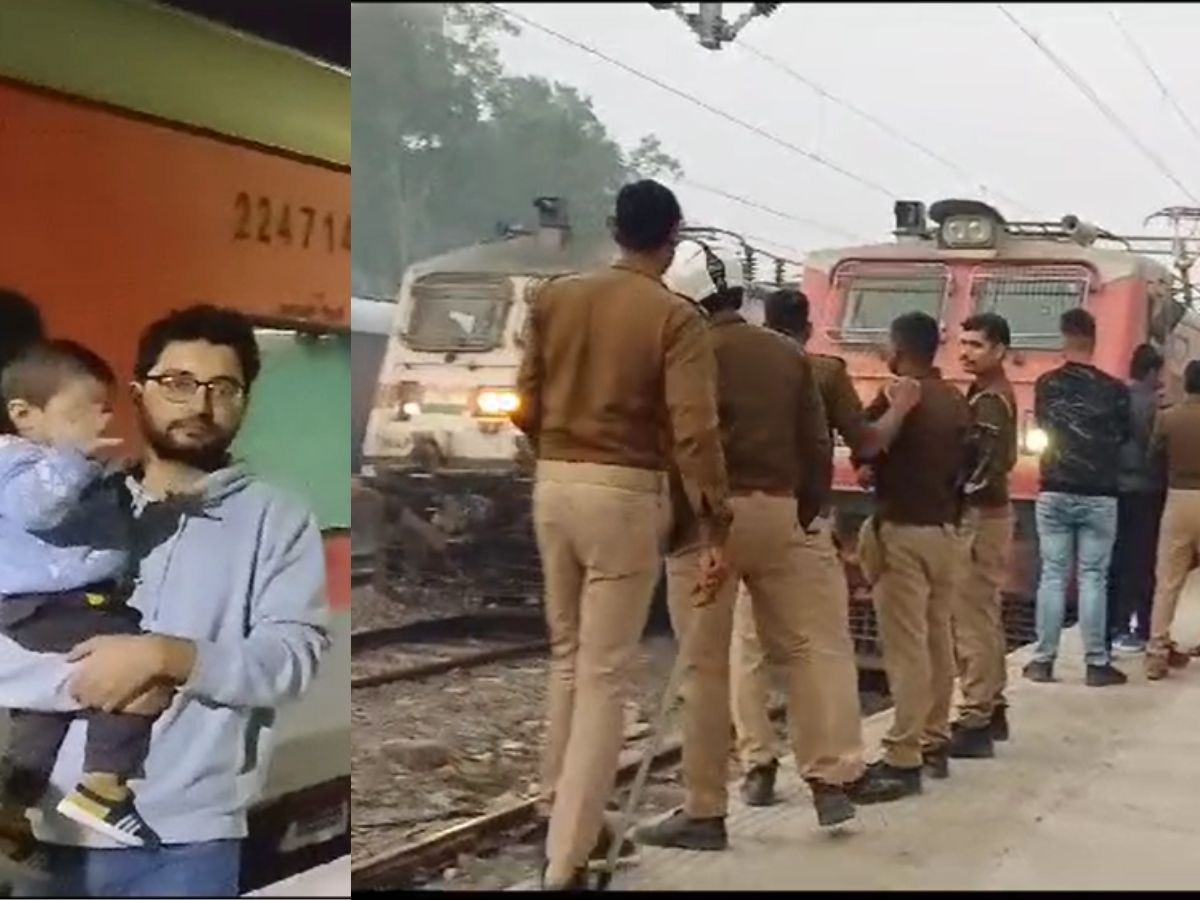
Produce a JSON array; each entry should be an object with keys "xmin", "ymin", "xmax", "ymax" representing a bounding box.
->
[
  {"xmin": 1023, "ymin": 660, "xmax": 1054, "ymax": 683},
  {"xmin": 990, "ymin": 705, "xmax": 1009, "ymax": 742},
  {"xmin": 844, "ymin": 766, "xmax": 910, "ymax": 805},
  {"xmin": 634, "ymin": 809, "xmax": 727, "ymax": 851},
  {"xmin": 860, "ymin": 761, "xmax": 922, "ymax": 798},
  {"xmin": 922, "ymin": 750, "xmax": 949, "ymax": 780},
  {"xmin": 740, "ymin": 761, "xmax": 778, "ymax": 808},
  {"xmin": 806, "ymin": 780, "xmax": 856, "ymax": 828},
  {"xmin": 947, "ymin": 722, "xmax": 995, "ymax": 760},
  {"xmin": 1085, "ymin": 664, "xmax": 1128, "ymax": 687}
]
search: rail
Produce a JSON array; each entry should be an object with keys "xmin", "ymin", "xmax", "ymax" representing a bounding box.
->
[{"xmin": 350, "ymin": 702, "xmax": 787, "ymax": 890}]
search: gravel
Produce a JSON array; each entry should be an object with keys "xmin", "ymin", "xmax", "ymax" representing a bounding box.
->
[
  {"xmin": 351, "ymin": 584, "xmax": 538, "ymax": 632},
  {"xmin": 351, "ymin": 633, "xmax": 678, "ymax": 862}
]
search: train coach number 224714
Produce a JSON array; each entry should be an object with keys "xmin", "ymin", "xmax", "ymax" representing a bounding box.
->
[{"xmin": 233, "ymin": 192, "xmax": 350, "ymax": 253}]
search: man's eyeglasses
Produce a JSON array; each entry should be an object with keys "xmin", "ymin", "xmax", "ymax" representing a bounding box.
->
[{"xmin": 144, "ymin": 373, "xmax": 245, "ymax": 404}]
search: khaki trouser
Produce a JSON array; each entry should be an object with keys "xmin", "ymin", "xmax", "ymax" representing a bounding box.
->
[
  {"xmin": 952, "ymin": 507, "xmax": 1013, "ymax": 729},
  {"xmin": 667, "ymin": 495, "xmax": 857, "ymax": 820},
  {"xmin": 729, "ymin": 517, "xmax": 866, "ymax": 777},
  {"xmin": 1148, "ymin": 489, "xmax": 1200, "ymax": 656},
  {"xmin": 873, "ymin": 522, "xmax": 961, "ymax": 769},
  {"xmin": 533, "ymin": 461, "xmax": 670, "ymax": 884}
]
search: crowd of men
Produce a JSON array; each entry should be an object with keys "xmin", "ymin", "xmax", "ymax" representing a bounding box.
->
[{"xmin": 509, "ymin": 179, "xmax": 1200, "ymax": 890}]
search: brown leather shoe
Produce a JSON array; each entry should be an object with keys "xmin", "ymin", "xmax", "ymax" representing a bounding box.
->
[{"xmin": 1146, "ymin": 653, "xmax": 1170, "ymax": 681}]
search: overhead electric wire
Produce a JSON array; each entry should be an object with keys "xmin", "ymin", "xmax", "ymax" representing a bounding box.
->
[
  {"xmin": 998, "ymin": 3, "xmax": 1200, "ymax": 204},
  {"xmin": 678, "ymin": 176, "xmax": 868, "ymax": 242},
  {"xmin": 486, "ymin": 3, "xmax": 897, "ymax": 200},
  {"xmin": 1107, "ymin": 7, "xmax": 1200, "ymax": 153},
  {"xmin": 736, "ymin": 40, "xmax": 1037, "ymax": 218}
]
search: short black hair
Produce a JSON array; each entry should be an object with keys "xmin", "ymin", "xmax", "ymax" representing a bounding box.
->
[
  {"xmin": 961, "ymin": 312, "xmax": 1011, "ymax": 348},
  {"xmin": 1060, "ymin": 307, "xmax": 1096, "ymax": 343},
  {"xmin": 0, "ymin": 289, "xmax": 45, "ymax": 362},
  {"xmin": 890, "ymin": 311, "xmax": 940, "ymax": 365},
  {"xmin": 613, "ymin": 180, "xmax": 682, "ymax": 252},
  {"xmin": 1185, "ymin": 359, "xmax": 1200, "ymax": 395},
  {"xmin": 764, "ymin": 288, "xmax": 810, "ymax": 336},
  {"xmin": 135, "ymin": 305, "xmax": 261, "ymax": 387},
  {"xmin": 1, "ymin": 340, "xmax": 116, "ymax": 407},
  {"xmin": 700, "ymin": 286, "xmax": 744, "ymax": 316},
  {"xmin": 1129, "ymin": 343, "xmax": 1164, "ymax": 381}
]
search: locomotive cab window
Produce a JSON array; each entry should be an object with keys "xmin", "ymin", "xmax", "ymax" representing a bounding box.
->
[
  {"xmin": 970, "ymin": 266, "xmax": 1089, "ymax": 349},
  {"xmin": 836, "ymin": 264, "xmax": 948, "ymax": 342},
  {"xmin": 404, "ymin": 273, "xmax": 513, "ymax": 352}
]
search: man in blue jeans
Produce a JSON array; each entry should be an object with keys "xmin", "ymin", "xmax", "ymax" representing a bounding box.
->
[
  {"xmin": 1025, "ymin": 308, "xmax": 1130, "ymax": 687},
  {"xmin": 0, "ymin": 306, "xmax": 330, "ymax": 896}
]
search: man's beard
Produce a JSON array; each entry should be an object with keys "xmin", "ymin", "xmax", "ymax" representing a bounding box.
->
[{"xmin": 138, "ymin": 407, "xmax": 235, "ymax": 472}]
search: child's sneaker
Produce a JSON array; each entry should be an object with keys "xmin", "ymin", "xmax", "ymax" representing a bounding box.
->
[{"xmin": 55, "ymin": 779, "xmax": 160, "ymax": 848}]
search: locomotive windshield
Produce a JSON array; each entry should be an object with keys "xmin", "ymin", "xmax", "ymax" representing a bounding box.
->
[
  {"xmin": 970, "ymin": 266, "xmax": 1088, "ymax": 349},
  {"xmin": 839, "ymin": 266, "xmax": 947, "ymax": 337},
  {"xmin": 405, "ymin": 273, "xmax": 512, "ymax": 351}
]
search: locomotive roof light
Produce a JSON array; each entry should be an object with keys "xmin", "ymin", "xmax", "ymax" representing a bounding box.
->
[
  {"xmin": 940, "ymin": 215, "xmax": 997, "ymax": 249},
  {"xmin": 929, "ymin": 198, "xmax": 1006, "ymax": 250}
]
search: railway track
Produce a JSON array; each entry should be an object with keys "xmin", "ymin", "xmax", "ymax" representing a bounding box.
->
[
  {"xmin": 351, "ymin": 701, "xmax": 787, "ymax": 891},
  {"xmin": 351, "ymin": 610, "xmax": 549, "ymax": 689},
  {"xmin": 351, "ymin": 666, "xmax": 893, "ymax": 891}
]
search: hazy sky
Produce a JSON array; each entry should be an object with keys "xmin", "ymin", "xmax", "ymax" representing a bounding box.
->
[{"xmin": 490, "ymin": 2, "xmax": 1200, "ymax": 260}]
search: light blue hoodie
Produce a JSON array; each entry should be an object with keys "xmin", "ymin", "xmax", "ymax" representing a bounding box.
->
[
  {"xmin": 0, "ymin": 464, "xmax": 330, "ymax": 847},
  {"xmin": 0, "ymin": 436, "xmax": 129, "ymax": 596}
]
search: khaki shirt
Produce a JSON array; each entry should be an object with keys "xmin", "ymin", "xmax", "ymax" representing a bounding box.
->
[
  {"xmin": 1152, "ymin": 395, "xmax": 1200, "ymax": 490},
  {"xmin": 866, "ymin": 370, "xmax": 971, "ymax": 526},
  {"xmin": 710, "ymin": 311, "xmax": 829, "ymax": 497},
  {"xmin": 667, "ymin": 311, "xmax": 828, "ymax": 548},
  {"xmin": 965, "ymin": 373, "xmax": 1018, "ymax": 509},
  {"xmin": 807, "ymin": 353, "xmax": 868, "ymax": 516},
  {"xmin": 513, "ymin": 260, "xmax": 732, "ymax": 541}
]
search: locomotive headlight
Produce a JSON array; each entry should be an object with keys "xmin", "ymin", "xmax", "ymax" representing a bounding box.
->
[
  {"xmin": 1023, "ymin": 427, "xmax": 1049, "ymax": 455},
  {"xmin": 940, "ymin": 215, "xmax": 996, "ymax": 249},
  {"xmin": 401, "ymin": 401, "xmax": 423, "ymax": 418},
  {"xmin": 474, "ymin": 388, "xmax": 521, "ymax": 417}
]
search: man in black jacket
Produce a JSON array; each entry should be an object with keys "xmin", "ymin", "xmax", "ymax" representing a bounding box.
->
[
  {"xmin": 1025, "ymin": 309, "xmax": 1130, "ymax": 687},
  {"xmin": 1107, "ymin": 344, "xmax": 1167, "ymax": 654}
]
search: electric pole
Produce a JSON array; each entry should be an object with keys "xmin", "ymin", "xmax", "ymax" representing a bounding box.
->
[{"xmin": 648, "ymin": 3, "xmax": 780, "ymax": 50}]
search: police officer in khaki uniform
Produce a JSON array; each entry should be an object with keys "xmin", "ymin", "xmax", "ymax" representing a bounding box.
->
[
  {"xmin": 1145, "ymin": 359, "xmax": 1200, "ymax": 680},
  {"xmin": 856, "ymin": 311, "xmax": 971, "ymax": 793},
  {"xmin": 511, "ymin": 181, "xmax": 732, "ymax": 890},
  {"xmin": 637, "ymin": 242, "xmax": 870, "ymax": 851},
  {"xmin": 948, "ymin": 313, "xmax": 1018, "ymax": 759},
  {"xmin": 728, "ymin": 289, "xmax": 919, "ymax": 808}
]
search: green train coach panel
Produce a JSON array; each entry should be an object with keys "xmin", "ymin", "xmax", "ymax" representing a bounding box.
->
[{"xmin": 235, "ymin": 331, "xmax": 351, "ymax": 529}]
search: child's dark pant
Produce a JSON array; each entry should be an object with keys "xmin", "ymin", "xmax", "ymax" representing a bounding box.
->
[{"xmin": 0, "ymin": 592, "xmax": 152, "ymax": 806}]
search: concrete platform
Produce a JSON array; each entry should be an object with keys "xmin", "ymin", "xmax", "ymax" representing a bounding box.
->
[
  {"xmin": 610, "ymin": 572, "xmax": 1200, "ymax": 891},
  {"xmin": 244, "ymin": 855, "xmax": 350, "ymax": 897}
]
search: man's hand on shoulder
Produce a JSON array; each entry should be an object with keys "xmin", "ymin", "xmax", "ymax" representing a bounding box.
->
[
  {"xmin": 884, "ymin": 376, "xmax": 921, "ymax": 414},
  {"xmin": 68, "ymin": 634, "xmax": 196, "ymax": 713}
]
